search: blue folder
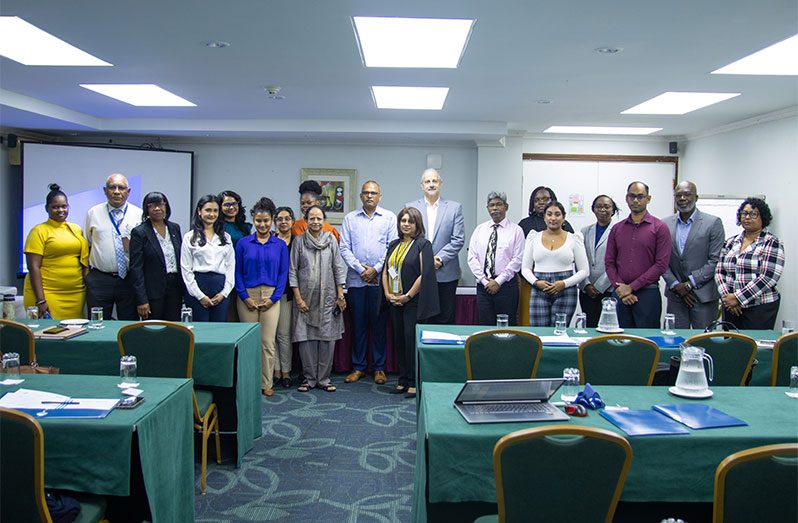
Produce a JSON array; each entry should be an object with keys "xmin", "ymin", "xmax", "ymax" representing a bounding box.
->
[
  {"xmin": 14, "ymin": 407, "xmax": 116, "ymax": 419},
  {"xmin": 653, "ymin": 403, "xmax": 747, "ymax": 430},
  {"xmin": 599, "ymin": 409, "xmax": 690, "ymax": 436},
  {"xmin": 646, "ymin": 335, "xmax": 686, "ymax": 348}
]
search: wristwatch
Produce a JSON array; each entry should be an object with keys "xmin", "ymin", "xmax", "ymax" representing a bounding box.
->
[{"xmin": 683, "ymin": 282, "xmax": 692, "ymax": 292}]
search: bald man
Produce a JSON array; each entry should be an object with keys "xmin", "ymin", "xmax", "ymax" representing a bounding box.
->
[
  {"xmin": 406, "ymin": 168, "xmax": 465, "ymax": 324},
  {"xmin": 663, "ymin": 181, "xmax": 725, "ymax": 329},
  {"xmin": 84, "ymin": 173, "xmax": 143, "ymax": 320}
]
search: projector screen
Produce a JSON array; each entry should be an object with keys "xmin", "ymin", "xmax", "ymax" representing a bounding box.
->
[{"xmin": 21, "ymin": 143, "xmax": 194, "ymax": 273}]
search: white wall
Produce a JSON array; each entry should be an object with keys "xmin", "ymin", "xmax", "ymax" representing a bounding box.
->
[{"xmin": 681, "ymin": 115, "xmax": 798, "ymax": 326}]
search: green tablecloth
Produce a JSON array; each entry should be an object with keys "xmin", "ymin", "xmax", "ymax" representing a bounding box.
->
[
  {"xmin": 27, "ymin": 320, "xmax": 261, "ymax": 465},
  {"xmin": 416, "ymin": 325, "xmax": 778, "ymax": 386},
  {"xmin": 1, "ymin": 374, "xmax": 194, "ymax": 523},
  {"xmin": 413, "ymin": 382, "xmax": 798, "ymax": 522}
]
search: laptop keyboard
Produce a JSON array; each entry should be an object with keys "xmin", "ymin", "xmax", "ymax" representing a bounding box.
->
[{"xmin": 469, "ymin": 403, "xmax": 548, "ymax": 414}]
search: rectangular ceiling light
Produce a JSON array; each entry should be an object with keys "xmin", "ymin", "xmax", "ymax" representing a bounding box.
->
[
  {"xmin": 712, "ymin": 34, "xmax": 798, "ymax": 75},
  {"xmin": 372, "ymin": 86, "xmax": 449, "ymax": 110},
  {"xmin": 353, "ymin": 16, "xmax": 474, "ymax": 68},
  {"xmin": 0, "ymin": 16, "xmax": 111, "ymax": 66},
  {"xmin": 621, "ymin": 92, "xmax": 740, "ymax": 115},
  {"xmin": 80, "ymin": 84, "xmax": 196, "ymax": 106},
  {"xmin": 544, "ymin": 126, "xmax": 662, "ymax": 135}
]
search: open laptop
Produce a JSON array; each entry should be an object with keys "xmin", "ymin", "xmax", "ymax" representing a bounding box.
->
[{"xmin": 454, "ymin": 378, "xmax": 569, "ymax": 424}]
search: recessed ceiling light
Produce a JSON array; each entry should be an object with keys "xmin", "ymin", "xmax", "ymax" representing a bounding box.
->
[
  {"xmin": 353, "ymin": 16, "xmax": 474, "ymax": 68},
  {"xmin": 544, "ymin": 126, "xmax": 662, "ymax": 135},
  {"xmin": 594, "ymin": 47, "xmax": 623, "ymax": 54},
  {"xmin": 371, "ymin": 86, "xmax": 449, "ymax": 110},
  {"xmin": 712, "ymin": 34, "xmax": 798, "ymax": 75},
  {"xmin": 0, "ymin": 16, "xmax": 111, "ymax": 66},
  {"xmin": 205, "ymin": 41, "xmax": 231, "ymax": 49},
  {"xmin": 621, "ymin": 92, "xmax": 740, "ymax": 115},
  {"xmin": 536, "ymin": 99, "xmax": 552, "ymax": 105},
  {"xmin": 80, "ymin": 84, "xmax": 196, "ymax": 106}
]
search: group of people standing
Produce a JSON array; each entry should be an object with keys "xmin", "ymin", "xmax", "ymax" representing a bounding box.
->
[{"xmin": 23, "ymin": 170, "xmax": 785, "ymax": 399}]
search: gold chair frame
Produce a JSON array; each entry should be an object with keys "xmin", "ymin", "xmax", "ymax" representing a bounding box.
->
[
  {"xmin": 685, "ymin": 331, "xmax": 757, "ymax": 386},
  {"xmin": 464, "ymin": 329, "xmax": 543, "ymax": 380},
  {"xmin": 771, "ymin": 331, "xmax": 798, "ymax": 386},
  {"xmin": 577, "ymin": 334, "xmax": 660, "ymax": 385},
  {"xmin": 0, "ymin": 319, "xmax": 36, "ymax": 364}
]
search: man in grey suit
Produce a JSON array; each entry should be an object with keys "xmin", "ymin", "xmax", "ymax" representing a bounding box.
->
[
  {"xmin": 663, "ymin": 181, "xmax": 725, "ymax": 329},
  {"xmin": 579, "ymin": 195, "xmax": 618, "ymax": 327},
  {"xmin": 406, "ymin": 168, "xmax": 465, "ymax": 324}
]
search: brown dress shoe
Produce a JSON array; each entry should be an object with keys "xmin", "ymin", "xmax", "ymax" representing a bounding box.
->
[
  {"xmin": 345, "ymin": 370, "xmax": 365, "ymax": 383},
  {"xmin": 374, "ymin": 371, "xmax": 387, "ymax": 384},
  {"xmin": 262, "ymin": 388, "xmax": 274, "ymax": 397}
]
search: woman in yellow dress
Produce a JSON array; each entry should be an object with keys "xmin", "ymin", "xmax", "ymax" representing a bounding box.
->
[{"xmin": 23, "ymin": 184, "xmax": 89, "ymax": 319}]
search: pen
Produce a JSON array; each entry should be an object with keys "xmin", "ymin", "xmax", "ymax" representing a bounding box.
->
[{"xmin": 41, "ymin": 401, "xmax": 80, "ymax": 405}]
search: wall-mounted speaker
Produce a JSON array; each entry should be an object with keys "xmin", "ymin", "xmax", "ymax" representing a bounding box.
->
[{"xmin": 669, "ymin": 141, "xmax": 678, "ymax": 154}]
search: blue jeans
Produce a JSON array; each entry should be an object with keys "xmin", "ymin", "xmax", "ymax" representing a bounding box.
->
[
  {"xmin": 615, "ymin": 287, "xmax": 661, "ymax": 329},
  {"xmin": 184, "ymin": 271, "xmax": 230, "ymax": 322},
  {"xmin": 347, "ymin": 285, "xmax": 387, "ymax": 371}
]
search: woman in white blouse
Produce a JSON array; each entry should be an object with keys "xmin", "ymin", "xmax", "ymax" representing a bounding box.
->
[
  {"xmin": 180, "ymin": 194, "xmax": 235, "ymax": 322},
  {"xmin": 522, "ymin": 201, "xmax": 589, "ymax": 327}
]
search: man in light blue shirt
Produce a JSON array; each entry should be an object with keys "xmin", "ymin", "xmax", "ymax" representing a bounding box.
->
[{"xmin": 339, "ymin": 180, "xmax": 397, "ymax": 385}]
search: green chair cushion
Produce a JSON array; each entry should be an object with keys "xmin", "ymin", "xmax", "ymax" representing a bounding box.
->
[
  {"xmin": 473, "ymin": 515, "xmax": 498, "ymax": 523},
  {"xmin": 73, "ymin": 494, "xmax": 107, "ymax": 523},
  {"xmin": 195, "ymin": 389, "xmax": 214, "ymax": 417}
]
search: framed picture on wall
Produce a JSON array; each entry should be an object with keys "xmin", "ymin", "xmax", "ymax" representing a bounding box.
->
[{"xmin": 299, "ymin": 168, "xmax": 358, "ymax": 224}]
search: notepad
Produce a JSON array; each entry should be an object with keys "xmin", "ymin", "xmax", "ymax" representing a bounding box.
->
[
  {"xmin": 419, "ymin": 330, "xmax": 467, "ymax": 345},
  {"xmin": 0, "ymin": 389, "xmax": 119, "ymax": 418},
  {"xmin": 599, "ymin": 408, "xmax": 690, "ymax": 436},
  {"xmin": 653, "ymin": 403, "xmax": 747, "ymax": 430}
]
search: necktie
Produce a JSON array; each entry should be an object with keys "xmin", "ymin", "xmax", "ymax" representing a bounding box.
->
[
  {"xmin": 484, "ymin": 224, "xmax": 499, "ymax": 279},
  {"xmin": 112, "ymin": 208, "xmax": 127, "ymax": 278}
]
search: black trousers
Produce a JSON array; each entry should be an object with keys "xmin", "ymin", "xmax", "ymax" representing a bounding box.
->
[
  {"xmin": 579, "ymin": 290, "xmax": 614, "ymax": 328},
  {"xmin": 476, "ymin": 277, "xmax": 519, "ymax": 326},
  {"xmin": 723, "ymin": 299, "xmax": 780, "ymax": 330},
  {"xmin": 390, "ymin": 301, "xmax": 419, "ymax": 387},
  {"xmin": 427, "ymin": 280, "xmax": 458, "ymax": 324},
  {"xmin": 86, "ymin": 269, "xmax": 137, "ymax": 320},
  {"xmin": 146, "ymin": 273, "xmax": 183, "ymax": 321}
]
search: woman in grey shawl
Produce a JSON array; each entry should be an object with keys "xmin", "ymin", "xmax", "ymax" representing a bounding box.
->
[{"xmin": 289, "ymin": 205, "xmax": 347, "ymax": 392}]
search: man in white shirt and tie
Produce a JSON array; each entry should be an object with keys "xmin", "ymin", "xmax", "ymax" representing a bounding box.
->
[
  {"xmin": 406, "ymin": 168, "xmax": 465, "ymax": 324},
  {"xmin": 84, "ymin": 173, "xmax": 142, "ymax": 320}
]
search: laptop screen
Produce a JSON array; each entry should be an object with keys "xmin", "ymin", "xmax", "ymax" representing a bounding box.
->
[{"xmin": 455, "ymin": 378, "xmax": 565, "ymax": 403}]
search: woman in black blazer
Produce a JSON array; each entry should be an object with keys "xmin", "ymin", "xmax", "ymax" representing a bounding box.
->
[{"xmin": 129, "ymin": 192, "xmax": 184, "ymax": 320}]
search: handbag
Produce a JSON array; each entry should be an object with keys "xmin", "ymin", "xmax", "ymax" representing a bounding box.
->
[{"xmin": 20, "ymin": 360, "xmax": 60, "ymax": 374}]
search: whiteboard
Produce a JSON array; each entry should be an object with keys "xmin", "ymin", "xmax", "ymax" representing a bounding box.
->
[
  {"xmin": 696, "ymin": 195, "xmax": 765, "ymax": 242},
  {"xmin": 522, "ymin": 159, "xmax": 676, "ymax": 234}
]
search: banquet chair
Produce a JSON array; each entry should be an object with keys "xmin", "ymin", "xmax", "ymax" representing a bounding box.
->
[
  {"xmin": 578, "ymin": 334, "xmax": 660, "ymax": 385},
  {"xmin": 771, "ymin": 332, "xmax": 798, "ymax": 386},
  {"xmin": 684, "ymin": 332, "xmax": 757, "ymax": 386},
  {"xmin": 464, "ymin": 329, "xmax": 542, "ymax": 380},
  {"xmin": 474, "ymin": 425, "xmax": 632, "ymax": 523},
  {"xmin": 713, "ymin": 443, "xmax": 798, "ymax": 523},
  {"xmin": 0, "ymin": 319, "xmax": 36, "ymax": 365},
  {"xmin": 0, "ymin": 407, "xmax": 107, "ymax": 523},
  {"xmin": 117, "ymin": 321, "xmax": 221, "ymax": 494}
]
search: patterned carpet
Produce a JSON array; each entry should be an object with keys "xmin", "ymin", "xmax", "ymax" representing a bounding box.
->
[{"xmin": 194, "ymin": 374, "xmax": 417, "ymax": 523}]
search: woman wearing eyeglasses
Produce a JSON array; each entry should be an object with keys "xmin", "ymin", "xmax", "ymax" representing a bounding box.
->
[
  {"xmin": 578, "ymin": 195, "xmax": 619, "ymax": 327},
  {"xmin": 218, "ymin": 190, "xmax": 252, "ymax": 247},
  {"xmin": 273, "ymin": 206, "xmax": 296, "ymax": 388},
  {"xmin": 128, "ymin": 192, "xmax": 184, "ymax": 320},
  {"xmin": 715, "ymin": 197, "xmax": 784, "ymax": 329}
]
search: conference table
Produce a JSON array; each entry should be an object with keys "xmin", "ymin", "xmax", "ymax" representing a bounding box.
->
[
  {"xmin": 29, "ymin": 319, "xmax": 261, "ymax": 465},
  {"xmin": 1, "ymin": 374, "xmax": 194, "ymax": 523},
  {"xmin": 415, "ymin": 325, "xmax": 779, "ymax": 387},
  {"xmin": 413, "ymin": 382, "xmax": 798, "ymax": 522}
]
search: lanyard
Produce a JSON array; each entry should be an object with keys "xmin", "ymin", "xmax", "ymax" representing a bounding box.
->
[{"xmin": 108, "ymin": 204, "xmax": 127, "ymax": 236}]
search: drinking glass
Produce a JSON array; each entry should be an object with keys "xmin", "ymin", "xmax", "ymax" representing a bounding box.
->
[
  {"xmin": 2, "ymin": 352, "xmax": 21, "ymax": 379},
  {"xmin": 560, "ymin": 368, "xmax": 580, "ymax": 403},
  {"xmin": 181, "ymin": 306, "xmax": 193, "ymax": 329},
  {"xmin": 782, "ymin": 320, "xmax": 795, "ymax": 336},
  {"xmin": 89, "ymin": 307, "xmax": 104, "ymax": 329},
  {"xmin": 573, "ymin": 312, "xmax": 588, "ymax": 334},
  {"xmin": 662, "ymin": 313, "xmax": 676, "ymax": 336},
  {"xmin": 553, "ymin": 313, "xmax": 567, "ymax": 335},
  {"xmin": 787, "ymin": 366, "xmax": 798, "ymax": 399},
  {"xmin": 119, "ymin": 355, "xmax": 138, "ymax": 387},
  {"xmin": 496, "ymin": 314, "xmax": 509, "ymax": 328},
  {"xmin": 26, "ymin": 306, "xmax": 40, "ymax": 328}
]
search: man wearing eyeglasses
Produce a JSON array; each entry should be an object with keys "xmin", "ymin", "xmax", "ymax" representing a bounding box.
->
[
  {"xmin": 604, "ymin": 181, "xmax": 671, "ymax": 328},
  {"xmin": 83, "ymin": 173, "xmax": 142, "ymax": 320},
  {"xmin": 662, "ymin": 181, "xmax": 725, "ymax": 329},
  {"xmin": 339, "ymin": 180, "xmax": 397, "ymax": 385}
]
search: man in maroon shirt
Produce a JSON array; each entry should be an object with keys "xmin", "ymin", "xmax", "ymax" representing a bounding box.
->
[{"xmin": 604, "ymin": 181, "xmax": 671, "ymax": 328}]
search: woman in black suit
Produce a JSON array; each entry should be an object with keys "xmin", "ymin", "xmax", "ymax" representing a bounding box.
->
[{"xmin": 129, "ymin": 192, "xmax": 184, "ymax": 320}]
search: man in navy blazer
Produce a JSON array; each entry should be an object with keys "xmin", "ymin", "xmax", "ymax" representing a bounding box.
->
[
  {"xmin": 662, "ymin": 181, "xmax": 725, "ymax": 329},
  {"xmin": 406, "ymin": 168, "xmax": 465, "ymax": 324}
]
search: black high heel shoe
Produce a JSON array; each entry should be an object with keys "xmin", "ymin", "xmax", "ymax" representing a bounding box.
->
[
  {"xmin": 282, "ymin": 377, "xmax": 292, "ymax": 388},
  {"xmin": 390, "ymin": 385, "xmax": 409, "ymax": 394}
]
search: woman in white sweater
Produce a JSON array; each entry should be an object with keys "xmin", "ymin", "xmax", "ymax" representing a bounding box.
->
[{"xmin": 522, "ymin": 201, "xmax": 589, "ymax": 327}]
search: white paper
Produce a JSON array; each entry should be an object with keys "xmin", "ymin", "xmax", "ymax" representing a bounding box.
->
[
  {"xmin": 0, "ymin": 379, "xmax": 25, "ymax": 385},
  {"xmin": 121, "ymin": 388, "xmax": 143, "ymax": 397}
]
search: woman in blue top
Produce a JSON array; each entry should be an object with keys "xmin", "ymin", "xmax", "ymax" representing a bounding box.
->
[
  {"xmin": 219, "ymin": 190, "xmax": 252, "ymax": 321},
  {"xmin": 235, "ymin": 197, "xmax": 289, "ymax": 397}
]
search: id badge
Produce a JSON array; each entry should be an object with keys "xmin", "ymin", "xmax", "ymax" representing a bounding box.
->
[{"xmin": 391, "ymin": 277, "xmax": 400, "ymax": 294}]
